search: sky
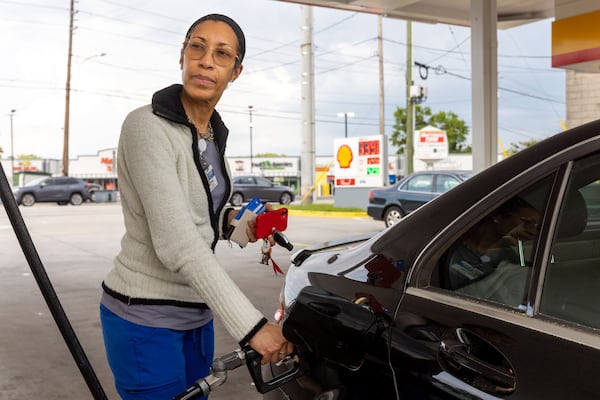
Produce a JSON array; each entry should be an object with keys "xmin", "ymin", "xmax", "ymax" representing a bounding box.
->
[{"xmin": 0, "ymin": 0, "xmax": 565, "ymax": 161}]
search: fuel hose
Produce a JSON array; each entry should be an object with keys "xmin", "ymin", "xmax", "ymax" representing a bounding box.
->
[{"xmin": 0, "ymin": 164, "xmax": 108, "ymax": 400}]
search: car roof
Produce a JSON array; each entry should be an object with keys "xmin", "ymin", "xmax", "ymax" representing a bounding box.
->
[{"xmin": 372, "ymin": 118, "xmax": 600, "ymax": 262}]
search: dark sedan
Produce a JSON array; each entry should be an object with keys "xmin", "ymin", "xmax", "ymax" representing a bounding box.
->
[
  {"xmin": 229, "ymin": 175, "xmax": 295, "ymax": 206},
  {"xmin": 367, "ymin": 170, "xmax": 472, "ymax": 227},
  {"xmin": 263, "ymin": 119, "xmax": 600, "ymax": 400}
]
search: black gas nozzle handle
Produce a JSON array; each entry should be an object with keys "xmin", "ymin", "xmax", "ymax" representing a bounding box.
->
[{"xmin": 273, "ymin": 230, "xmax": 294, "ymax": 251}]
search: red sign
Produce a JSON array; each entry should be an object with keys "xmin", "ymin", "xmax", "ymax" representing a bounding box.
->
[
  {"xmin": 336, "ymin": 178, "xmax": 356, "ymax": 186},
  {"xmin": 367, "ymin": 157, "xmax": 380, "ymax": 165},
  {"xmin": 419, "ymin": 131, "xmax": 445, "ymax": 143},
  {"xmin": 358, "ymin": 140, "xmax": 380, "ymax": 156}
]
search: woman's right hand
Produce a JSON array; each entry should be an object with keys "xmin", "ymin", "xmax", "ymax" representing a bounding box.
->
[{"xmin": 248, "ymin": 323, "xmax": 294, "ymax": 364}]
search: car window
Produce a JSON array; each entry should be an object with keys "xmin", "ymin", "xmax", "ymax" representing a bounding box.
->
[
  {"xmin": 540, "ymin": 153, "xmax": 600, "ymax": 329},
  {"xmin": 403, "ymin": 174, "xmax": 433, "ymax": 192},
  {"xmin": 237, "ymin": 177, "xmax": 255, "ymax": 185},
  {"xmin": 435, "ymin": 175, "xmax": 461, "ymax": 193},
  {"xmin": 434, "ymin": 176, "xmax": 553, "ymax": 309},
  {"xmin": 24, "ymin": 177, "xmax": 47, "ymax": 187},
  {"xmin": 255, "ymin": 177, "xmax": 272, "ymax": 186}
]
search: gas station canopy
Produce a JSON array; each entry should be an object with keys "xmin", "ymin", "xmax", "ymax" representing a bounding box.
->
[{"xmin": 279, "ymin": 0, "xmax": 554, "ymax": 29}]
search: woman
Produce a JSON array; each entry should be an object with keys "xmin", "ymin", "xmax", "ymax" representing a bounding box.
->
[{"xmin": 99, "ymin": 14, "xmax": 292, "ymax": 399}]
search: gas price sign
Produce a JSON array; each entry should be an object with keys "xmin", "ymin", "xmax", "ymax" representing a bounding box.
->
[{"xmin": 334, "ymin": 135, "xmax": 386, "ymax": 187}]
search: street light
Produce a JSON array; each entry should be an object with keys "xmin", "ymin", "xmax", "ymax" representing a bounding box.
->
[
  {"xmin": 336, "ymin": 112, "xmax": 355, "ymax": 138},
  {"xmin": 9, "ymin": 109, "xmax": 15, "ymax": 176},
  {"xmin": 248, "ymin": 105, "xmax": 254, "ymax": 174}
]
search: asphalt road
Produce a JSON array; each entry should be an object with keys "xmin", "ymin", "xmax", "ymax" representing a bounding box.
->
[{"xmin": 0, "ymin": 202, "xmax": 383, "ymax": 400}]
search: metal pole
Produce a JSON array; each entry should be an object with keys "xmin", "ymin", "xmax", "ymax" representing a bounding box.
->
[
  {"xmin": 300, "ymin": 6, "xmax": 316, "ymax": 204},
  {"xmin": 248, "ymin": 105, "xmax": 253, "ymax": 175},
  {"xmin": 405, "ymin": 20, "xmax": 414, "ymax": 175},
  {"xmin": 9, "ymin": 109, "xmax": 15, "ymax": 178},
  {"xmin": 344, "ymin": 113, "xmax": 348, "ymax": 138},
  {"xmin": 62, "ymin": 0, "xmax": 75, "ymax": 177}
]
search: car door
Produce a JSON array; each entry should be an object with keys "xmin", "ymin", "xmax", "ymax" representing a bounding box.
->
[
  {"xmin": 234, "ymin": 176, "xmax": 257, "ymax": 199},
  {"xmin": 254, "ymin": 176, "xmax": 276, "ymax": 201},
  {"xmin": 398, "ymin": 173, "xmax": 435, "ymax": 212},
  {"xmin": 393, "ymin": 153, "xmax": 600, "ymax": 399},
  {"xmin": 36, "ymin": 178, "xmax": 59, "ymax": 201}
]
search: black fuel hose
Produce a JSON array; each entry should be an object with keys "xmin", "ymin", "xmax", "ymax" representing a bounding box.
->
[{"xmin": 0, "ymin": 165, "xmax": 108, "ymax": 400}]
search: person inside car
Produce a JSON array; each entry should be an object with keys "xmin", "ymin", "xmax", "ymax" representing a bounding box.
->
[{"xmin": 442, "ymin": 196, "xmax": 542, "ymax": 301}]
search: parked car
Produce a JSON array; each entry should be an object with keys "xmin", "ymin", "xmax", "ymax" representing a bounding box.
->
[
  {"xmin": 263, "ymin": 119, "xmax": 600, "ymax": 400},
  {"xmin": 12, "ymin": 176, "xmax": 91, "ymax": 206},
  {"xmin": 230, "ymin": 175, "xmax": 295, "ymax": 206},
  {"xmin": 367, "ymin": 170, "xmax": 472, "ymax": 227}
]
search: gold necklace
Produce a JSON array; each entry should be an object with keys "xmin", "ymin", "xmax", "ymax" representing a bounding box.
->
[{"xmin": 188, "ymin": 118, "xmax": 215, "ymax": 142}]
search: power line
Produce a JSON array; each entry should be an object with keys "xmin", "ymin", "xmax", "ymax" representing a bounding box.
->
[{"xmin": 414, "ymin": 61, "xmax": 564, "ymax": 104}]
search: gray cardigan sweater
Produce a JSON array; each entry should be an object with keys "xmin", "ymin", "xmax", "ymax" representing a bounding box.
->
[{"xmin": 103, "ymin": 84, "xmax": 265, "ymax": 342}]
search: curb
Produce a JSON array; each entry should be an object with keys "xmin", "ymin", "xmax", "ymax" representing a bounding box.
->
[{"xmin": 286, "ymin": 209, "xmax": 368, "ymax": 218}]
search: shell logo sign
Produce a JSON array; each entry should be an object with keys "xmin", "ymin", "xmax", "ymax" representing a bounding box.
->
[
  {"xmin": 334, "ymin": 135, "xmax": 386, "ymax": 187},
  {"xmin": 336, "ymin": 144, "xmax": 353, "ymax": 168}
]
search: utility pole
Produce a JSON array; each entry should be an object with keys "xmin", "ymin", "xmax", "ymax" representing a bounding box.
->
[
  {"xmin": 377, "ymin": 14, "xmax": 388, "ymax": 186},
  {"xmin": 9, "ymin": 109, "xmax": 16, "ymax": 179},
  {"xmin": 405, "ymin": 21, "xmax": 414, "ymax": 176},
  {"xmin": 300, "ymin": 6, "xmax": 315, "ymax": 204},
  {"xmin": 62, "ymin": 0, "xmax": 75, "ymax": 176},
  {"xmin": 377, "ymin": 15, "xmax": 385, "ymax": 137},
  {"xmin": 248, "ymin": 105, "xmax": 254, "ymax": 174}
]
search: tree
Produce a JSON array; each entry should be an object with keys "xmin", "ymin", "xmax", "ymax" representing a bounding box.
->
[
  {"xmin": 506, "ymin": 139, "xmax": 540, "ymax": 156},
  {"xmin": 0, "ymin": 146, "xmax": 3, "ymax": 156},
  {"xmin": 391, "ymin": 105, "xmax": 471, "ymax": 154}
]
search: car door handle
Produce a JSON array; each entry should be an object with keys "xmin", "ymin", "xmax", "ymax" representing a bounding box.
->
[{"xmin": 440, "ymin": 340, "xmax": 516, "ymax": 390}]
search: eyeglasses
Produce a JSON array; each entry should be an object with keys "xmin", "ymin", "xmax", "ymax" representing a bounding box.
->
[
  {"xmin": 519, "ymin": 217, "xmax": 539, "ymax": 229},
  {"xmin": 184, "ymin": 39, "xmax": 239, "ymax": 67}
]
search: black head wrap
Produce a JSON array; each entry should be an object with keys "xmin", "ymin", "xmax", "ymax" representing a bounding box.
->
[{"xmin": 184, "ymin": 14, "xmax": 246, "ymax": 63}]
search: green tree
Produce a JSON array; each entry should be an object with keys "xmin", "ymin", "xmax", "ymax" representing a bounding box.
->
[
  {"xmin": 0, "ymin": 146, "xmax": 3, "ymax": 156},
  {"xmin": 391, "ymin": 105, "xmax": 471, "ymax": 154},
  {"xmin": 506, "ymin": 138, "xmax": 540, "ymax": 156}
]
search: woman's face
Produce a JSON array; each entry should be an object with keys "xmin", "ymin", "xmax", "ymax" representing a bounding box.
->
[{"xmin": 180, "ymin": 20, "xmax": 243, "ymax": 104}]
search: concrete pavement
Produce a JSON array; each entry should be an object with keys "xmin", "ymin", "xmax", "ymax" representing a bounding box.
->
[{"xmin": 0, "ymin": 203, "xmax": 382, "ymax": 399}]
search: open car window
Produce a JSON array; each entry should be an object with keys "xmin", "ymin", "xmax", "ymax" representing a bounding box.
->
[{"xmin": 432, "ymin": 176, "xmax": 553, "ymax": 309}]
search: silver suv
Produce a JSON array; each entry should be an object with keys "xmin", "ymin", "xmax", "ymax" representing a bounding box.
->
[{"xmin": 13, "ymin": 176, "xmax": 91, "ymax": 206}]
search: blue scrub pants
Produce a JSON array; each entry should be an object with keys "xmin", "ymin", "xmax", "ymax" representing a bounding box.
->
[{"xmin": 100, "ymin": 304, "xmax": 214, "ymax": 400}]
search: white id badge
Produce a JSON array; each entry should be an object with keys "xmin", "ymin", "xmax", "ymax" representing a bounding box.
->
[{"xmin": 204, "ymin": 163, "xmax": 218, "ymax": 192}]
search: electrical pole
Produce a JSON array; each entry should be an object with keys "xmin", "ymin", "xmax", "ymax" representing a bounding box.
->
[
  {"xmin": 377, "ymin": 14, "xmax": 388, "ymax": 186},
  {"xmin": 62, "ymin": 0, "xmax": 75, "ymax": 176},
  {"xmin": 378, "ymin": 15, "xmax": 385, "ymax": 137},
  {"xmin": 10, "ymin": 109, "xmax": 16, "ymax": 180},
  {"xmin": 300, "ymin": 6, "xmax": 315, "ymax": 204},
  {"xmin": 248, "ymin": 105, "xmax": 253, "ymax": 174},
  {"xmin": 405, "ymin": 20, "xmax": 414, "ymax": 176}
]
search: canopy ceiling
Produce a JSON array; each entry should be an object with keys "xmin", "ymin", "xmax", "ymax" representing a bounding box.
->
[{"xmin": 278, "ymin": 0, "xmax": 554, "ymax": 28}]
